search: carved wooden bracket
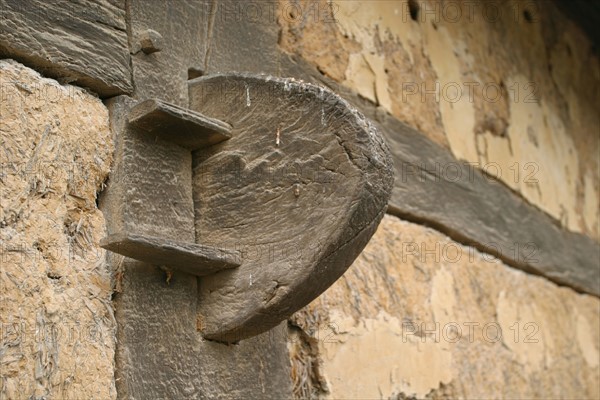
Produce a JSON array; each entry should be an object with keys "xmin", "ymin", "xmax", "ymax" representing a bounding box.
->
[
  {"xmin": 100, "ymin": 98, "xmax": 240, "ymax": 276},
  {"xmin": 100, "ymin": 74, "xmax": 394, "ymax": 342}
]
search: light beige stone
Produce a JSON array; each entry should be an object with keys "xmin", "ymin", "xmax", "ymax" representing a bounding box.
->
[
  {"xmin": 277, "ymin": 0, "xmax": 361, "ymax": 82},
  {"xmin": 333, "ymin": 0, "xmax": 448, "ymax": 147},
  {"xmin": 0, "ymin": 60, "xmax": 115, "ymax": 399},
  {"xmin": 320, "ymin": 310, "xmax": 453, "ymax": 399}
]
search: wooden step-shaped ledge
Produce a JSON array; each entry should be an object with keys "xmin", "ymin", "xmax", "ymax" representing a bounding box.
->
[
  {"xmin": 128, "ymin": 98, "xmax": 232, "ymax": 150},
  {"xmin": 100, "ymin": 233, "xmax": 240, "ymax": 277}
]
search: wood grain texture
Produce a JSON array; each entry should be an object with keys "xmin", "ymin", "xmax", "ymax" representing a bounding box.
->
[
  {"xmin": 101, "ymin": 95, "xmax": 294, "ymax": 399},
  {"xmin": 0, "ymin": 0, "xmax": 132, "ymax": 96},
  {"xmin": 101, "ymin": 96, "xmax": 196, "ymax": 244},
  {"xmin": 100, "ymin": 233, "xmax": 240, "ymax": 276},
  {"xmin": 379, "ymin": 113, "xmax": 600, "ymax": 296},
  {"xmin": 189, "ymin": 74, "xmax": 394, "ymax": 342},
  {"xmin": 203, "ymin": 0, "xmax": 282, "ymax": 75},
  {"xmin": 128, "ymin": 98, "xmax": 232, "ymax": 150},
  {"xmin": 127, "ymin": 0, "xmax": 209, "ymax": 106},
  {"xmin": 102, "ymin": 4, "xmax": 299, "ymax": 397},
  {"xmin": 112, "ymin": 259, "xmax": 293, "ymax": 399}
]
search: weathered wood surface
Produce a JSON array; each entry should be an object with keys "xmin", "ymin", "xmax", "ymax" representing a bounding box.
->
[
  {"xmin": 203, "ymin": 1, "xmax": 282, "ymax": 75},
  {"xmin": 4, "ymin": 2, "xmax": 596, "ymax": 398},
  {"xmin": 188, "ymin": 74, "xmax": 394, "ymax": 342},
  {"xmin": 4, "ymin": 0, "xmax": 592, "ymax": 298},
  {"xmin": 112, "ymin": 259, "xmax": 293, "ymax": 399},
  {"xmin": 101, "ymin": 96, "xmax": 196, "ymax": 245},
  {"xmin": 127, "ymin": 0, "xmax": 209, "ymax": 106},
  {"xmin": 379, "ymin": 113, "xmax": 600, "ymax": 296},
  {"xmin": 101, "ymin": 94, "xmax": 294, "ymax": 398},
  {"xmin": 100, "ymin": 233, "xmax": 240, "ymax": 276},
  {"xmin": 101, "ymin": 4, "xmax": 300, "ymax": 396},
  {"xmin": 0, "ymin": 0, "xmax": 132, "ymax": 97},
  {"xmin": 279, "ymin": 55, "xmax": 600, "ymax": 296},
  {"xmin": 128, "ymin": 98, "xmax": 232, "ymax": 150}
]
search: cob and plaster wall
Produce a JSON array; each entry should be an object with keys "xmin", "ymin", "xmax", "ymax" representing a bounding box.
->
[
  {"xmin": 279, "ymin": 0, "xmax": 599, "ymax": 239},
  {"xmin": 280, "ymin": 0, "xmax": 600, "ymax": 398},
  {"xmin": 288, "ymin": 215, "xmax": 600, "ymax": 398},
  {"xmin": 1, "ymin": 60, "xmax": 115, "ymax": 399},
  {"xmin": 0, "ymin": 0, "xmax": 599, "ymax": 398}
]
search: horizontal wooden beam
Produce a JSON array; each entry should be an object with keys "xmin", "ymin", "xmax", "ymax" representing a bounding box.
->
[
  {"xmin": 376, "ymin": 112, "xmax": 600, "ymax": 296},
  {"xmin": 0, "ymin": 0, "xmax": 132, "ymax": 97},
  {"xmin": 280, "ymin": 55, "xmax": 600, "ymax": 296}
]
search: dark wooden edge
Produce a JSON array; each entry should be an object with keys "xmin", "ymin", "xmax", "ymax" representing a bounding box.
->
[
  {"xmin": 0, "ymin": 0, "xmax": 132, "ymax": 97},
  {"xmin": 100, "ymin": 232, "xmax": 240, "ymax": 277},
  {"xmin": 128, "ymin": 98, "xmax": 232, "ymax": 150}
]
